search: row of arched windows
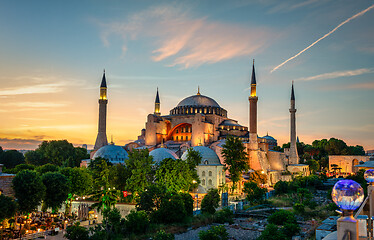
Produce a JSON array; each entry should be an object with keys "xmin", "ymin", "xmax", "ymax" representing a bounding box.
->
[
  {"xmin": 201, "ymin": 171, "xmax": 213, "ymax": 177},
  {"xmin": 201, "ymin": 179, "xmax": 213, "ymax": 186},
  {"xmin": 170, "ymin": 106, "xmax": 227, "ymax": 117}
]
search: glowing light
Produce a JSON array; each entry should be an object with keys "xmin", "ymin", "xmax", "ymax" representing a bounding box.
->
[{"xmin": 331, "ymin": 179, "xmax": 364, "ymax": 210}]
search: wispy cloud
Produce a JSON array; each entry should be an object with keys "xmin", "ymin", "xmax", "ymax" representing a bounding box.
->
[
  {"xmin": 8, "ymin": 102, "xmax": 69, "ymax": 108},
  {"xmin": 0, "ymin": 82, "xmax": 66, "ymax": 96},
  {"xmin": 100, "ymin": 5, "xmax": 274, "ymax": 68},
  {"xmin": 271, "ymin": 4, "xmax": 374, "ymax": 73},
  {"xmin": 295, "ymin": 68, "xmax": 374, "ymax": 81}
]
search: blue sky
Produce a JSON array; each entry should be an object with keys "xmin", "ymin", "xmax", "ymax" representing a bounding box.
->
[{"xmin": 0, "ymin": 0, "xmax": 373, "ymax": 150}]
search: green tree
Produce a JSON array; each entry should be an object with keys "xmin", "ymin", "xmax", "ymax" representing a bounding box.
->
[
  {"xmin": 184, "ymin": 148, "xmax": 202, "ymax": 189},
  {"xmin": 12, "ymin": 170, "xmax": 46, "ymax": 214},
  {"xmin": 201, "ymin": 188, "xmax": 220, "ymax": 214},
  {"xmin": 248, "ymin": 170, "xmax": 267, "ymax": 185},
  {"xmin": 6, "ymin": 163, "xmax": 35, "ymax": 174},
  {"xmin": 108, "ymin": 164, "xmax": 130, "ymax": 191},
  {"xmin": 38, "ymin": 140, "xmax": 77, "ymax": 166},
  {"xmin": 274, "ymin": 180, "xmax": 289, "ymax": 195},
  {"xmin": 268, "ymin": 210, "xmax": 297, "ymax": 225},
  {"xmin": 136, "ymin": 184, "xmax": 168, "ymax": 215},
  {"xmin": 258, "ymin": 224, "xmax": 287, "ymax": 240},
  {"xmin": 154, "ymin": 230, "xmax": 175, "ymax": 240},
  {"xmin": 124, "ymin": 210, "xmax": 149, "ymax": 234},
  {"xmin": 35, "ymin": 163, "xmax": 59, "ymax": 174},
  {"xmin": 64, "ymin": 222, "xmax": 89, "ymax": 240},
  {"xmin": 125, "ymin": 149, "xmax": 154, "ymax": 195},
  {"xmin": 243, "ymin": 181, "xmax": 267, "ymax": 204},
  {"xmin": 152, "ymin": 194, "xmax": 188, "ymax": 223},
  {"xmin": 60, "ymin": 167, "xmax": 93, "ymax": 214},
  {"xmin": 25, "ymin": 150, "xmax": 47, "ymax": 166},
  {"xmin": 0, "ymin": 150, "xmax": 25, "ymax": 169},
  {"xmin": 42, "ymin": 172, "xmax": 70, "ymax": 212},
  {"xmin": 155, "ymin": 158, "xmax": 194, "ymax": 192},
  {"xmin": 306, "ymin": 159, "xmax": 319, "ymax": 173},
  {"xmin": 222, "ymin": 136, "xmax": 249, "ymax": 192},
  {"xmin": 0, "ymin": 195, "xmax": 17, "ymax": 222},
  {"xmin": 198, "ymin": 225, "xmax": 228, "ymax": 240}
]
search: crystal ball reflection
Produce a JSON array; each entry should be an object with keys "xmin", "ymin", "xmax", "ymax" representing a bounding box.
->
[
  {"xmin": 331, "ymin": 180, "xmax": 364, "ymax": 211},
  {"xmin": 364, "ymin": 169, "xmax": 374, "ymax": 183}
]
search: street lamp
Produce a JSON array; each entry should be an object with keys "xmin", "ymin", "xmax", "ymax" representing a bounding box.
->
[{"xmin": 332, "ymin": 179, "xmax": 364, "ymax": 240}]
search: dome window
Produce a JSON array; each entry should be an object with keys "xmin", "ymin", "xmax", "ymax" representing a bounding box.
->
[{"xmin": 204, "ymin": 160, "xmax": 209, "ymax": 165}]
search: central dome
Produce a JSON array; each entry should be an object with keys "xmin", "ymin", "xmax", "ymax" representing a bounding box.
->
[{"xmin": 177, "ymin": 94, "xmax": 220, "ymax": 108}]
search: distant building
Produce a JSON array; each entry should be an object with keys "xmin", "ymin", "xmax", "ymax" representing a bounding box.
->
[{"xmin": 329, "ymin": 155, "xmax": 371, "ymax": 174}]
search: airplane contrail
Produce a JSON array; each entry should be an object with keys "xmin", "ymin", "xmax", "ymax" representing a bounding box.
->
[{"xmin": 271, "ymin": 4, "xmax": 374, "ymax": 73}]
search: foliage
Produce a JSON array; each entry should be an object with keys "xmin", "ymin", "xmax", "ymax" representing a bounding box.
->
[
  {"xmin": 38, "ymin": 140, "xmax": 77, "ymax": 166},
  {"xmin": 0, "ymin": 150, "xmax": 25, "ymax": 169},
  {"xmin": 248, "ymin": 170, "xmax": 267, "ymax": 185},
  {"xmin": 5, "ymin": 163, "xmax": 35, "ymax": 174},
  {"xmin": 90, "ymin": 208, "xmax": 123, "ymax": 240},
  {"xmin": 0, "ymin": 195, "xmax": 17, "ymax": 222},
  {"xmin": 108, "ymin": 164, "xmax": 130, "ymax": 191},
  {"xmin": 293, "ymin": 203, "xmax": 305, "ymax": 214},
  {"xmin": 281, "ymin": 223, "xmax": 300, "ymax": 239},
  {"xmin": 154, "ymin": 230, "xmax": 175, "ymax": 240},
  {"xmin": 184, "ymin": 148, "xmax": 202, "ymax": 189},
  {"xmin": 12, "ymin": 170, "xmax": 46, "ymax": 214},
  {"xmin": 306, "ymin": 159, "xmax": 319, "ymax": 173},
  {"xmin": 91, "ymin": 188, "xmax": 120, "ymax": 213},
  {"xmin": 243, "ymin": 181, "xmax": 267, "ymax": 204},
  {"xmin": 88, "ymin": 157, "xmax": 113, "ymax": 189},
  {"xmin": 222, "ymin": 136, "xmax": 248, "ymax": 192},
  {"xmin": 268, "ymin": 210, "xmax": 297, "ymax": 225},
  {"xmin": 274, "ymin": 180, "xmax": 289, "ymax": 195},
  {"xmin": 64, "ymin": 222, "xmax": 89, "ymax": 240},
  {"xmin": 214, "ymin": 208, "xmax": 234, "ymax": 224},
  {"xmin": 125, "ymin": 149, "xmax": 154, "ymax": 194},
  {"xmin": 296, "ymin": 188, "xmax": 312, "ymax": 204},
  {"xmin": 41, "ymin": 172, "xmax": 70, "ymax": 212},
  {"xmin": 201, "ymin": 188, "xmax": 220, "ymax": 214},
  {"xmin": 60, "ymin": 167, "xmax": 93, "ymax": 196},
  {"xmin": 257, "ymin": 224, "xmax": 287, "ymax": 240},
  {"xmin": 136, "ymin": 184, "xmax": 168, "ymax": 215},
  {"xmin": 198, "ymin": 225, "xmax": 228, "ymax": 240},
  {"xmin": 155, "ymin": 158, "xmax": 194, "ymax": 193},
  {"xmin": 152, "ymin": 194, "xmax": 188, "ymax": 223},
  {"xmin": 25, "ymin": 150, "xmax": 48, "ymax": 166},
  {"xmin": 36, "ymin": 163, "xmax": 59, "ymax": 174},
  {"xmin": 180, "ymin": 192, "xmax": 194, "ymax": 217},
  {"xmin": 124, "ymin": 210, "xmax": 149, "ymax": 233}
]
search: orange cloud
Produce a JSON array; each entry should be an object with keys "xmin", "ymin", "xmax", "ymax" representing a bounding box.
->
[{"xmin": 101, "ymin": 5, "xmax": 275, "ymax": 68}]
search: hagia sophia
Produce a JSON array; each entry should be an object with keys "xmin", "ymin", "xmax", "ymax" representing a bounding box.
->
[{"xmin": 86, "ymin": 62, "xmax": 309, "ymax": 193}]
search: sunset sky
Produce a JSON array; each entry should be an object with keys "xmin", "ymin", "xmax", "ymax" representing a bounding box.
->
[{"xmin": 1, "ymin": 0, "xmax": 373, "ymax": 150}]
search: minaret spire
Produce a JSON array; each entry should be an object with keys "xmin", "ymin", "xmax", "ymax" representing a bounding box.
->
[
  {"xmin": 154, "ymin": 87, "xmax": 161, "ymax": 116},
  {"xmin": 248, "ymin": 59, "xmax": 259, "ymax": 150},
  {"xmin": 94, "ymin": 70, "xmax": 109, "ymax": 150},
  {"xmin": 289, "ymin": 81, "xmax": 299, "ymax": 164},
  {"xmin": 197, "ymin": 86, "xmax": 201, "ymax": 95}
]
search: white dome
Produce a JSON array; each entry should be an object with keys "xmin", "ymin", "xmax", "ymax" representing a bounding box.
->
[
  {"xmin": 181, "ymin": 146, "xmax": 222, "ymax": 165},
  {"xmin": 93, "ymin": 144, "xmax": 128, "ymax": 164},
  {"xmin": 150, "ymin": 148, "xmax": 179, "ymax": 164}
]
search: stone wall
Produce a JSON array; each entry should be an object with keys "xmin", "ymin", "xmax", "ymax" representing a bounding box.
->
[
  {"xmin": 0, "ymin": 175, "xmax": 15, "ymax": 197},
  {"xmin": 329, "ymin": 155, "xmax": 370, "ymax": 174}
]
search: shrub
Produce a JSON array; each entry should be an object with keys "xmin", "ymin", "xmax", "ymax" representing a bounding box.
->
[
  {"xmin": 180, "ymin": 192, "xmax": 194, "ymax": 217},
  {"xmin": 268, "ymin": 210, "xmax": 297, "ymax": 225},
  {"xmin": 274, "ymin": 180, "xmax": 289, "ymax": 195},
  {"xmin": 214, "ymin": 208, "xmax": 234, "ymax": 224},
  {"xmin": 198, "ymin": 225, "xmax": 228, "ymax": 240},
  {"xmin": 201, "ymin": 189, "xmax": 220, "ymax": 214},
  {"xmin": 280, "ymin": 223, "xmax": 300, "ymax": 238},
  {"xmin": 258, "ymin": 224, "xmax": 287, "ymax": 240},
  {"xmin": 64, "ymin": 222, "xmax": 89, "ymax": 240},
  {"xmin": 154, "ymin": 230, "xmax": 175, "ymax": 240},
  {"xmin": 124, "ymin": 210, "xmax": 149, "ymax": 233},
  {"xmin": 293, "ymin": 203, "xmax": 305, "ymax": 214},
  {"xmin": 244, "ymin": 181, "xmax": 267, "ymax": 204},
  {"xmin": 153, "ymin": 194, "xmax": 187, "ymax": 223}
]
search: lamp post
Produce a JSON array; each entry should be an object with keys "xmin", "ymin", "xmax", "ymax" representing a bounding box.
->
[
  {"xmin": 332, "ymin": 179, "xmax": 364, "ymax": 240},
  {"xmin": 365, "ymin": 169, "xmax": 374, "ymax": 239}
]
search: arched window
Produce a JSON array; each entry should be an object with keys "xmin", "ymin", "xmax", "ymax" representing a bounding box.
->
[
  {"xmin": 202, "ymin": 179, "xmax": 206, "ymax": 185},
  {"xmin": 176, "ymin": 129, "xmax": 179, "ymax": 133},
  {"xmin": 202, "ymin": 171, "xmax": 205, "ymax": 176},
  {"xmin": 181, "ymin": 136, "xmax": 183, "ymax": 140},
  {"xmin": 209, "ymin": 171, "xmax": 212, "ymax": 176},
  {"xmin": 352, "ymin": 159, "xmax": 359, "ymax": 173},
  {"xmin": 186, "ymin": 136, "xmax": 188, "ymax": 140},
  {"xmin": 204, "ymin": 160, "xmax": 209, "ymax": 165},
  {"xmin": 208, "ymin": 179, "xmax": 212, "ymax": 185},
  {"xmin": 176, "ymin": 136, "xmax": 178, "ymax": 141}
]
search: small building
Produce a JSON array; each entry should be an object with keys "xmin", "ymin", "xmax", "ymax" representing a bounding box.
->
[
  {"xmin": 181, "ymin": 146, "xmax": 225, "ymax": 193},
  {"xmin": 329, "ymin": 155, "xmax": 371, "ymax": 175},
  {"xmin": 0, "ymin": 164, "xmax": 15, "ymax": 197}
]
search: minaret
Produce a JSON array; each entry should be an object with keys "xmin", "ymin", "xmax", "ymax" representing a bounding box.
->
[
  {"xmin": 154, "ymin": 88, "xmax": 161, "ymax": 116},
  {"xmin": 94, "ymin": 70, "xmax": 109, "ymax": 150},
  {"xmin": 249, "ymin": 60, "xmax": 258, "ymax": 149},
  {"xmin": 289, "ymin": 81, "xmax": 299, "ymax": 164}
]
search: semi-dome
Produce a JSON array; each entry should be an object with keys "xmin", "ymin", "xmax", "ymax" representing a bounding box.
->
[
  {"xmin": 150, "ymin": 148, "xmax": 179, "ymax": 164},
  {"xmin": 177, "ymin": 94, "xmax": 220, "ymax": 108},
  {"xmin": 93, "ymin": 144, "xmax": 128, "ymax": 164},
  {"xmin": 181, "ymin": 146, "xmax": 222, "ymax": 165}
]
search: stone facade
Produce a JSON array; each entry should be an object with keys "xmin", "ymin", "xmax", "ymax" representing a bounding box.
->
[
  {"xmin": 329, "ymin": 155, "xmax": 370, "ymax": 174},
  {"xmin": 0, "ymin": 164, "xmax": 15, "ymax": 197}
]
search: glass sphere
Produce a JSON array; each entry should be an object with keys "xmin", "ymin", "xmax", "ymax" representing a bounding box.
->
[
  {"xmin": 364, "ymin": 169, "xmax": 374, "ymax": 183},
  {"xmin": 331, "ymin": 179, "xmax": 364, "ymax": 211}
]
